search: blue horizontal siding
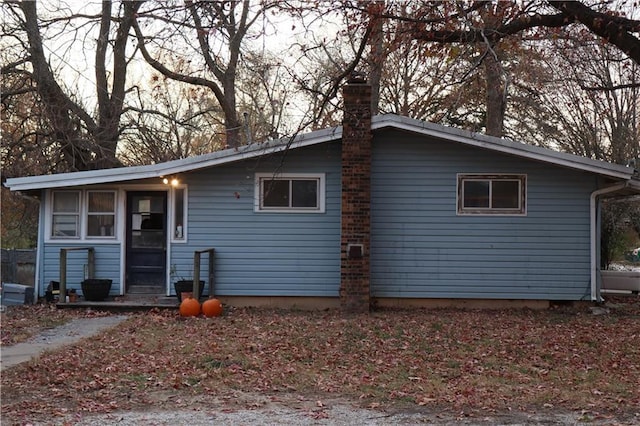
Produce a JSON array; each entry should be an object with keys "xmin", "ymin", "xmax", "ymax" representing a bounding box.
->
[
  {"xmin": 34, "ymin": 130, "xmax": 603, "ymax": 302},
  {"xmin": 171, "ymin": 142, "xmax": 341, "ymax": 297},
  {"xmin": 370, "ymin": 131, "xmax": 596, "ymax": 301},
  {"xmin": 40, "ymin": 243, "xmax": 121, "ymax": 297}
]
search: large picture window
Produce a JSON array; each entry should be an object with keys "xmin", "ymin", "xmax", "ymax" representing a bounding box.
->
[
  {"xmin": 457, "ymin": 174, "xmax": 526, "ymax": 215},
  {"xmin": 52, "ymin": 191, "xmax": 80, "ymax": 237},
  {"xmin": 255, "ymin": 173, "xmax": 325, "ymax": 213}
]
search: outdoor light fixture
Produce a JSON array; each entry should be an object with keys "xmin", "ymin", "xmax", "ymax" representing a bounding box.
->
[{"xmin": 161, "ymin": 176, "xmax": 180, "ymax": 186}]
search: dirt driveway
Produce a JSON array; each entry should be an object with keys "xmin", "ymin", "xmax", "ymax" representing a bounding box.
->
[{"xmin": 65, "ymin": 400, "xmax": 612, "ymax": 425}]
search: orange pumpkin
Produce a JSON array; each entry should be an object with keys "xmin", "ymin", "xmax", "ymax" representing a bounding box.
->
[
  {"xmin": 179, "ymin": 297, "xmax": 201, "ymax": 317},
  {"xmin": 202, "ymin": 298, "xmax": 223, "ymax": 317}
]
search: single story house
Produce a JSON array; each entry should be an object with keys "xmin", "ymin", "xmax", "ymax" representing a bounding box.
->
[{"xmin": 6, "ymin": 78, "xmax": 640, "ymax": 311}]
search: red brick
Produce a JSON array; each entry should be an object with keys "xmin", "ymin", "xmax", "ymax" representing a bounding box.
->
[{"xmin": 340, "ymin": 76, "xmax": 372, "ymax": 313}]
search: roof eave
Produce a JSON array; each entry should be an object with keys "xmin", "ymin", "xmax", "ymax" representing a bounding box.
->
[
  {"xmin": 5, "ymin": 114, "xmax": 635, "ymax": 191},
  {"xmin": 372, "ymin": 115, "xmax": 635, "ymax": 180},
  {"xmin": 4, "ymin": 126, "xmax": 342, "ymax": 192}
]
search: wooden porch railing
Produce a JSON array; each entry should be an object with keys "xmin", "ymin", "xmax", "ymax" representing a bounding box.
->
[
  {"xmin": 59, "ymin": 247, "xmax": 95, "ymax": 302},
  {"xmin": 192, "ymin": 248, "xmax": 214, "ymax": 300}
]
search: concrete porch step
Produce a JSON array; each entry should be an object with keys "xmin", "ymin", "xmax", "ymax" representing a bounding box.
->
[{"xmin": 57, "ymin": 294, "xmax": 181, "ymax": 311}]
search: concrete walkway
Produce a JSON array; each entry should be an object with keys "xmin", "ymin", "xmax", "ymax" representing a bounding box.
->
[{"xmin": 0, "ymin": 315, "xmax": 129, "ymax": 371}]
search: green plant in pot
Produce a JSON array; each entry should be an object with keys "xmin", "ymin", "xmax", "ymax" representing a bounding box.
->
[{"xmin": 171, "ymin": 264, "xmax": 204, "ymax": 302}]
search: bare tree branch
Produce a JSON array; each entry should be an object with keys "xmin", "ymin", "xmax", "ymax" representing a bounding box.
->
[{"xmin": 550, "ymin": 1, "xmax": 640, "ymax": 64}]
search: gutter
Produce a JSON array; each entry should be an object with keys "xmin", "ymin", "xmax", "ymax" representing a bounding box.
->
[{"xmin": 590, "ymin": 182, "xmax": 628, "ymax": 301}]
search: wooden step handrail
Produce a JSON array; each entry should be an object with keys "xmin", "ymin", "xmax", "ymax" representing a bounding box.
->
[
  {"xmin": 59, "ymin": 247, "xmax": 95, "ymax": 302},
  {"xmin": 192, "ymin": 248, "xmax": 215, "ymax": 299}
]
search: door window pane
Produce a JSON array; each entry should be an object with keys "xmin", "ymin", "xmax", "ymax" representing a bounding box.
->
[
  {"xmin": 131, "ymin": 230, "xmax": 164, "ymax": 248},
  {"xmin": 130, "ymin": 194, "xmax": 165, "ymax": 248}
]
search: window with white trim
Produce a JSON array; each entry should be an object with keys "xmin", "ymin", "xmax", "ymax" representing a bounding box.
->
[
  {"xmin": 52, "ymin": 191, "xmax": 80, "ymax": 238},
  {"xmin": 50, "ymin": 190, "xmax": 117, "ymax": 239},
  {"xmin": 86, "ymin": 191, "xmax": 116, "ymax": 237},
  {"xmin": 255, "ymin": 173, "xmax": 325, "ymax": 213},
  {"xmin": 171, "ymin": 186, "xmax": 187, "ymax": 241},
  {"xmin": 457, "ymin": 174, "xmax": 526, "ymax": 215}
]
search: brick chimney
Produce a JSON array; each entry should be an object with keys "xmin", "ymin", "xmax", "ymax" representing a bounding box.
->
[{"xmin": 340, "ymin": 74, "xmax": 372, "ymax": 313}]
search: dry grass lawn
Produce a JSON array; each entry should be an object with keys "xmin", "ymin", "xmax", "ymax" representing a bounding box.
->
[{"xmin": 1, "ymin": 298, "xmax": 640, "ymax": 424}]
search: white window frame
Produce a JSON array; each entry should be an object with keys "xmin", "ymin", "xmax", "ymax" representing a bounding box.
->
[
  {"xmin": 457, "ymin": 174, "xmax": 527, "ymax": 216},
  {"xmin": 85, "ymin": 190, "xmax": 117, "ymax": 239},
  {"xmin": 170, "ymin": 185, "xmax": 188, "ymax": 243},
  {"xmin": 47, "ymin": 189, "xmax": 118, "ymax": 241},
  {"xmin": 254, "ymin": 173, "xmax": 325, "ymax": 213},
  {"xmin": 51, "ymin": 190, "xmax": 81, "ymax": 239}
]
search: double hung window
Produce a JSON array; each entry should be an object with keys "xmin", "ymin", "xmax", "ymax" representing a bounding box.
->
[
  {"xmin": 50, "ymin": 190, "xmax": 117, "ymax": 239},
  {"xmin": 52, "ymin": 191, "xmax": 80, "ymax": 237},
  {"xmin": 87, "ymin": 191, "xmax": 115, "ymax": 237}
]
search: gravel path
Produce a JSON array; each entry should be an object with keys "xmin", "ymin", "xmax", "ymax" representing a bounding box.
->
[
  {"xmin": 66, "ymin": 402, "xmax": 598, "ymax": 426},
  {"xmin": 0, "ymin": 315, "xmax": 129, "ymax": 370},
  {"xmin": 66, "ymin": 402, "xmax": 631, "ymax": 426}
]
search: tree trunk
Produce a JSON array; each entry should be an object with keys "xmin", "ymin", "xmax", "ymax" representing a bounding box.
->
[
  {"xmin": 367, "ymin": 1, "xmax": 385, "ymax": 116},
  {"xmin": 93, "ymin": 1, "xmax": 141, "ymax": 168},
  {"xmin": 222, "ymin": 67, "xmax": 242, "ymax": 148},
  {"xmin": 20, "ymin": 1, "xmax": 89, "ymax": 170},
  {"xmin": 19, "ymin": 1, "xmax": 139, "ymax": 171},
  {"xmin": 482, "ymin": 45, "xmax": 506, "ymax": 137}
]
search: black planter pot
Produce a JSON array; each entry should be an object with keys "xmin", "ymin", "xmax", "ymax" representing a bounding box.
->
[
  {"xmin": 174, "ymin": 280, "xmax": 205, "ymax": 302},
  {"xmin": 81, "ymin": 279, "xmax": 113, "ymax": 301}
]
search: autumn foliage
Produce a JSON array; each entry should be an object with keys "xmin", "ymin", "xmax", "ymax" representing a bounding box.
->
[{"xmin": 1, "ymin": 299, "xmax": 639, "ymax": 424}]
